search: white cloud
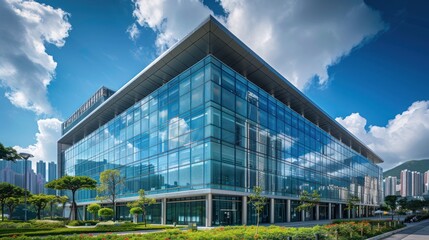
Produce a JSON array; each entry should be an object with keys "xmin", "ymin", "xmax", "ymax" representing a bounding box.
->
[
  {"xmin": 14, "ymin": 118, "xmax": 62, "ymax": 170},
  {"xmin": 0, "ymin": 0, "xmax": 71, "ymax": 115},
  {"xmin": 129, "ymin": 0, "xmax": 385, "ymax": 90},
  {"xmin": 127, "ymin": 23, "xmax": 140, "ymax": 41},
  {"xmin": 130, "ymin": 0, "xmax": 213, "ymax": 53},
  {"xmin": 336, "ymin": 101, "xmax": 429, "ymax": 170}
]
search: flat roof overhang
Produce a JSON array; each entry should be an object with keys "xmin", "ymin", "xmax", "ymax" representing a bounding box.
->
[{"xmin": 59, "ymin": 16, "xmax": 383, "ymax": 164}]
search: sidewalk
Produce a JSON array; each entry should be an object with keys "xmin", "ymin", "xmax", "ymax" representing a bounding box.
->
[{"xmin": 382, "ymin": 219, "xmax": 429, "ymax": 240}]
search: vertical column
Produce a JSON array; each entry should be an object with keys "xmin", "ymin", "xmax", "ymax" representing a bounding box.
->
[
  {"xmin": 348, "ymin": 208, "xmax": 351, "ymax": 219},
  {"xmin": 287, "ymin": 199, "xmax": 291, "ymax": 222},
  {"xmin": 161, "ymin": 198, "xmax": 166, "ymax": 225},
  {"xmin": 339, "ymin": 204, "xmax": 343, "ymax": 219},
  {"xmin": 270, "ymin": 198, "xmax": 275, "ymax": 224},
  {"xmin": 242, "ymin": 196, "xmax": 248, "ymax": 225},
  {"xmin": 206, "ymin": 193, "xmax": 212, "ymax": 227},
  {"xmin": 316, "ymin": 204, "xmax": 320, "ymax": 221},
  {"xmin": 328, "ymin": 203, "xmax": 332, "ymax": 220},
  {"xmin": 82, "ymin": 205, "xmax": 86, "ymax": 221},
  {"xmin": 301, "ymin": 210, "xmax": 305, "ymax": 222}
]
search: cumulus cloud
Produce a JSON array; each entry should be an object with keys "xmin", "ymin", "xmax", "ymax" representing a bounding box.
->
[
  {"xmin": 336, "ymin": 101, "xmax": 429, "ymax": 170},
  {"xmin": 130, "ymin": 0, "xmax": 213, "ymax": 53},
  {"xmin": 0, "ymin": 0, "xmax": 71, "ymax": 115},
  {"xmin": 129, "ymin": 0, "xmax": 386, "ymax": 89},
  {"xmin": 14, "ymin": 118, "xmax": 62, "ymax": 170}
]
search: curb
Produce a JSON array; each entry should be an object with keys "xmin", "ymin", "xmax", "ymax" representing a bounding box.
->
[{"xmin": 366, "ymin": 219, "xmax": 429, "ymax": 240}]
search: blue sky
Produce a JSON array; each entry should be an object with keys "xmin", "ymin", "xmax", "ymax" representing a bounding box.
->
[{"xmin": 0, "ymin": 0, "xmax": 428, "ymax": 170}]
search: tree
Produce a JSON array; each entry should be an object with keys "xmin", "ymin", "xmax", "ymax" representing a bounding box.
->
[
  {"xmin": 384, "ymin": 195, "xmax": 399, "ymax": 220},
  {"xmin": 345, "ymin": 194, "xmax": 360, "ymax": 218},
  {"xmin": 5, "ymin": 197, "xmax": 21, "ymax": 220},
  {"xmin": 28, "ymin": 194, "xmax": 56, "ymax": 220},
  {"xmin": 127, "ymin": 189, "xmax": 156, "ymax": 227},
  {"xmin": 87, "ymin": 203, "xmax": 101, "ymax": 220},
  {"xmin": 96, "ymin": 169, "xmax": 124, "ymax": 221},
  {"xmin": 45, "ymin": 176, "xmax": 97, "ymax": 220},
  {"xmin": 98, "ymin": 207, "xmax": 113, "ymax": 220},
  {"xmin": 397, "ymin": 197, "xmax": 408, "ymax": 212},
  {"xmin": 0, "ymin": 143, "xmax": 21, "ymax": 161},
  {"xmin": 407, "ymin": 199, "xmax": 424, "ymax": 213},
  {"xmin": 0, "ymin": 183, "xmax": 26, "ymax": 221},
  {"xmin": 57, "ymin": 195, "xmax": 69, "ymax": 218},
  {"xmin": 296, "ymin": 190, "xmax": 321, "ymax": 220},
  {"xmin": 248, "ymin": 186, "xmax": 267, "ymax": 234},
  {"xmin": 130, "ymin": 207, "xmax": 143, "ymax": 224}
]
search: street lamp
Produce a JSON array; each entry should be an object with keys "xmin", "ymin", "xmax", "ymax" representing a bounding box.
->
[{"xmin": 19, "ymin": 152, "xmax": 33, "ymax": 221}]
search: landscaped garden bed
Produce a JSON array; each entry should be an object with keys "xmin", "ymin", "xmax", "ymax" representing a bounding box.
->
[{"xmin": 0, "ymin": 219, "xmax": 404, "ymax": 239}]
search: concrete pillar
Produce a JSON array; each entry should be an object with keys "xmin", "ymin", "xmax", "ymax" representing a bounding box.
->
[
  {"xmin": 328, "ymin": 203, "xmax": 332, "ymax": 220},
  {"xmin": 339, "ymin": 204, "xmax": 343, "ymax": 219},
  {"xmin": 161, "ymin": 198, "xmax": 166, "ymax": 225},
  {"xmin": 287, "ymin": 199, "xmax": 291, "ymax": 222},
  {"xmin": 82, "ymin": 205, "xmax": 86, "ymax": 221},
  {"xmin": 348, "ymin": 209, "xmax": 351, "ymax": 219},
  {"xmin": 301, "ymin": 210, "xmax": 305, "ymax": 222},
  {"xmin": 316, "ymin": 204, "xmax": 320, "ymax": 221},
  {"xmin": 270, "ymin": 198, "xmax": 275, "ymax": 224},
  {"xmin": 242, "ymin": 196, "xmax": 248, "ymax": 225},
  {"xmin": 206, "ymin": 193, "xmax": 212, "ymax": 227}
]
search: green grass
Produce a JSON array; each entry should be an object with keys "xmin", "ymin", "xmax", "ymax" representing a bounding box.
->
[{"xmin": 0, "ymin": 224, "xmax": 173, "ymax": 237}]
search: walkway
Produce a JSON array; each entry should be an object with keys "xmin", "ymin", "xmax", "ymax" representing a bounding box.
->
[{"xmin": 383, "ymin": 219, "xmax": 429, "ymax": 240}]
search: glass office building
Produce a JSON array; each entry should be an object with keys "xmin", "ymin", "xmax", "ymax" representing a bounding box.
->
[{"xmin": 59, "ymin": 17, "xmax": 383, "ymax": 226}]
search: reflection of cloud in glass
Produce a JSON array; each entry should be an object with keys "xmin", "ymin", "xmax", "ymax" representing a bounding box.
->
[{"xmin": 169, "ymin": 117, "xmax": 190, "ymax": 147}]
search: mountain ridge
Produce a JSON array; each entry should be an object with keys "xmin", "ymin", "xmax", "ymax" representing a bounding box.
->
[{"xmin": 383, "ymin": 159, "xmax": 429, "ymax": 178}]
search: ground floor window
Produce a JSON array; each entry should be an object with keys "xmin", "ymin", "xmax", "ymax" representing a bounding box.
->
[
  {"xmin": 247, "ymin": 201, "xmax": 270, "ymax": 225},
  {"xmin": 274, "ymin": 199, "xmax": 288, "ymax": 223},
  {"xmin": 166, "ymin": 197, "xmax": 206, "ymax": 226},
  {"xmin": 212, "ymin": 195, "xmax": 242, "ymax": 226},
  {"xmin": 290, "ymin": 200, "xmax": 301, "ymax": 222}
]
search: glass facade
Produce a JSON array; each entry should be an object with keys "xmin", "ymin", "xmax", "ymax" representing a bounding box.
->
[{"xmin": 61, "ymin": 55, "xmax": 382, "ymax": 225}]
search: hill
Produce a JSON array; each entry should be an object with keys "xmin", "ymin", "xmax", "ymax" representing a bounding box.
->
[{"xmin": 383, "ymin": 159, "xmax": 429, "ymax": 178}]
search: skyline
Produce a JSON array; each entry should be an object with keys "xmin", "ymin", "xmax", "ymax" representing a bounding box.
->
[{"xmin": 0, "ymin": 0, "xmax": 428, "ymax": 171}]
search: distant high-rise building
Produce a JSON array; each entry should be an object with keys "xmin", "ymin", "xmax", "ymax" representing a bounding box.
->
[
  {"xmin": 36, "ymin": 160, "xmax": 46, "ymax": 180},
  {"xmin": 400, "ymin": 169, "xmax": 425, "ymax": 197},
  {"xmin": 425, "ymin": 170, "xmax": 429, "ymax": 193},
  {"xmin": 0, "ymin": 160, "xmax": 44, "ymax": 194},
  {"xmin": 48, "ymin": 162, "xmax": 57, "ymax": 182},
  {"xmin": 384, "ymin": 176, "xmax": 397, "ymax": 197},
  {"xmin": 400, "ymin": 169, "xmax": 412, "ymax": 197}
]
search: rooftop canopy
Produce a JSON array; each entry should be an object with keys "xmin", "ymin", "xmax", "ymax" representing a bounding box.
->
[{"xmin": 59, "ymin": 16, "xmax": 383, "ymax": 164}]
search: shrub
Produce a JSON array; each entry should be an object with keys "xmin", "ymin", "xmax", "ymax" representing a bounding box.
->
[
  {"xmin": 98, "ymin": 208, "xmax": 113, "ymax": 219},
  {"xmin": 67, "ymin": 220, "xmax": 84, "ymax": 226},
  {"xmin": 29, "ymin": 220, "xmax": 65, "ymax": 228}
]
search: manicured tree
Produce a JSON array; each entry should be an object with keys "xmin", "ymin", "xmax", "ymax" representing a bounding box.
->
[
  {"xmin": 0, "ymin": 143, "xmax": 21, "ymax": 161},
  {"xmin": 87, "ymin": 203, "xmax": 101, "ymax": 220},
  {"xmin": 96, "ymin": 169, "xmax": 124, "ymax": 221},
  {"xmin": 46, "ymin": 176, "xmax": 97, "ymax": 220},
  {"xmin": 127, "ymin": 189, "xmax": 156, "ymax": 227},
  {"xmin": 296, "ymin": 190, "xmax": 321, "ymax": 220},
  {"xmin": 384, "ymin": 195, "xmax": 399, "ymax": 220},
  {"xmin": 5, "ymin": 197, "xmax": 21, "ymax": 220},
  {"xmin": 0, "ymin": 183, "xmax": 26, "ymax": 221},
  {"xmin": 28, "ymin": 194, "xmax": 56, "ymax": 220},
  {"xmin": 98, "ymin": 207, "xmax": 114, "ymax": 221},
  {"xmin": 248, "ymin": 186, "xmax": 267, "ymax": 234},
  {"xmin": 57, "ymin": 195, "xmax": 69, "ymax": 218},
  {"xmin": 345, "ymin": 194, "xmax": 360, "ymax": 218},
  {"xmin": 130, "ymin": 207, "xmax": 143, "ymax": 224}
]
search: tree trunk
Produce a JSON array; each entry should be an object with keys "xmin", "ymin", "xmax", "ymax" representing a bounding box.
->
[
  {"xmin": 1, "ymin": 203, "xmax": 4, "ymax": 221},
  {"xmin": 8, "ymin": 206, "xmax": 14, "ymax": 220},
  {"xmin": 37, "ymin": 208, "xmax": 41, "ymax": 220},
  {"xmin": 50, "ymin": 202, "xmax": 54, "ymax": 220},
  {"xmin": 113, "ymin": 200, "xmax": 116, "ymax": 221},
  {"xmin": 72, "ymin": 190, "xmax": 77, "ymax": 221},
  {"xmin": 256, "ymin": 210, "xmax": 259, "ymax": 234},
  {"xmin": 144, "ymin": 210, "xmax": 147, "ymax": 227},
  {"xmin": 62, "ymin": 203, "xmax": 66, "ymax": 218}
]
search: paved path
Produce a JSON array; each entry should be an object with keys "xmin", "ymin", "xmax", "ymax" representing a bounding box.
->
[{"xmin": 383, "ymin": 220, "xmax": 429, "ymax": 240}]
